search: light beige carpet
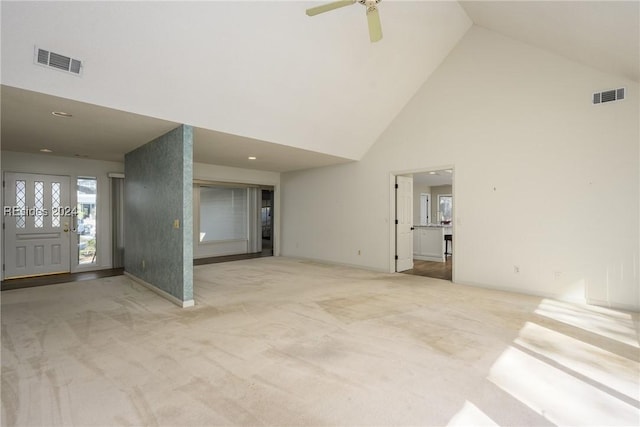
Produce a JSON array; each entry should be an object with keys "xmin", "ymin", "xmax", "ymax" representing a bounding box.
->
[{"xmin": 2, "ymin": 257, "xmax": 638, "ymax": 426}]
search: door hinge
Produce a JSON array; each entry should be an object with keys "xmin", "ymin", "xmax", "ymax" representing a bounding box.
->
[
  {"xmin": 395, "ymin": 219, "xmax": 398, "ymax": 225},
  {"xmin": 2, "ymin": 180, "xmax": 5, "ymax": 188},
  {"xmin": 395, "ymin": 255, "xmax": 398, "ymax": 260},
  {"xmin": 2, "ymin": 264, "xmax": 5, "ymax": 271},
  {"xmin": 395, "ymin": 184, "xmax": 398, "ymax": 189}
]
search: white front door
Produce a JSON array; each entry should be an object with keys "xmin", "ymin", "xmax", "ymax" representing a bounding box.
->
[
  {"xmin": 3, "ymin": 172, "xmax": 71, "ymax": 279},
  {"xmin": 396, "ymin": 175, "xmax": 413, "ymax": 272}
]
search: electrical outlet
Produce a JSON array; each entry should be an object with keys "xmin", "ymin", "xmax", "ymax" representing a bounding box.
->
[
  {"xmin": 554, "ymin": 271, "xmax": 562, "ymax": 280},
  {"xmin": 358, "ymin": 249, "xmax": 361, "ymax": 255},
  {"xmin": 513, "ymin": 265, "xmax": 520, "ymax": 274}
]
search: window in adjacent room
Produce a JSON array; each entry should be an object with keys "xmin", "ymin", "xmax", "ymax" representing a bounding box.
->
[{"xmin": 438, "ymin": 194, "xmax": 452, "ymax": 224}]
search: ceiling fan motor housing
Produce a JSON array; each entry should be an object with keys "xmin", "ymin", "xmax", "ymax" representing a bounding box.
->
[{"xmin": 359, "ymin": 0, "xmax": 381, "ymax": 9}]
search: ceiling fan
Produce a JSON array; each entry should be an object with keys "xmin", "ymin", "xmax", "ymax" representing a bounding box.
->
[{"xmin": 306, "ymin": 0, "xmax": 383, "ymax": 43}]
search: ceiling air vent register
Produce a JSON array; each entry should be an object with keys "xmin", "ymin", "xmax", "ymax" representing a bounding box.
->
[
  {"xmin": 592, "ymin": 88, "xmax": 625, "ymax": 105},
  {"xmin": 34, "ymin": 47, "xmax": 82, "ymax": 75}
]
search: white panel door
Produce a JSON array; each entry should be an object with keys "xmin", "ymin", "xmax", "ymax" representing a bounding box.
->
[
  {"xmin": 396, "ymin": 175, "xmax": 414, "ymax": 272},
  {"xmin": 3, "ymin": 173, "xmax": 71, "ymax": 279}
]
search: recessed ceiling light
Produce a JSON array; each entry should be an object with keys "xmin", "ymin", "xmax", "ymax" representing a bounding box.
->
[
  {"xmin": 445, "ymin": 169, "xmax": 453, "ymax": 173},
  {"xmin": 248, "ymin": 156, "xmax": 257, "ymax": 160},
  {"xmin": 51, "ymin": 111, "xmax": 73, "ymax": 118},
  {"xmin": 39, "ymin": 148, "xmax": 53, "ymax": 153},
  {"xmin": 429, "ymin": 171, "xmax": 437, "ymax": 175}
]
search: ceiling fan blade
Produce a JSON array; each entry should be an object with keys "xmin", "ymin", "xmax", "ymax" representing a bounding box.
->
[
  {"xmin": 367, "ymin": 6, "xmax": 383, "ymax": 42},
  {"xmin": 306, "ymin": 0, "xmax": 356, "ymax": 17}
]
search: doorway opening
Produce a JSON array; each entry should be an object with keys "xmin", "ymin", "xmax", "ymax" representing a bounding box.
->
[
  {"xmin": 261, "ymin": 189, "xmax": 274, "ymax": 256},
  {"xmin": 193, "ymin": 181, "xmax": 276, "ymax": 264},
  {"xmin": 391, "ymin": 167, "xmax": 455, "ymax": 281}
]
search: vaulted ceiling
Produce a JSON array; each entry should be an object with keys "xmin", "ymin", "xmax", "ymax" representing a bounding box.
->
[
  {"xmin": 1, "ymin": 1, "xmax": 638, "ymax": 172},
  {"xmin": 461, "ymin": 1, "xmax": 639, "ymax": 83}
]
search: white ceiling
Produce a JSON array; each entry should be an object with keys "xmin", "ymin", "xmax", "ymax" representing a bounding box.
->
[
  {"xmin": 193, "ymin": 127, "xmax": 353, "ymax": 172},
  {"xmin": 1, "ymin": 85, "xmax": 353, "ymax": 172},
  {"xmin": 460, "ymin": 1, "xmax": 639, "ymax": 82},
  {"xmin": 1, "ymin": 85, "xmax": 178, "ymax": 163},
  {"xmin": 413, "ymin": 170, "xmax": 453, "ymax": 187},
  {"xmin": 1, "ymin": 1, "xmax": 472, "ymax": 167},
  {"xmin": 1, "ymin": 1, "xmax": 637, "ymax": 173}
]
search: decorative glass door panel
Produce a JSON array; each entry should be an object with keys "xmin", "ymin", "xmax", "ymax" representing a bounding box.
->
[{"xmin": 3, "ymin": 173, "xmax": 71, "ymax": 278}]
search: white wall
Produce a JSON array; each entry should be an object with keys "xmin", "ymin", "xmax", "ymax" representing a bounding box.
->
[
  {"xmin": 1, "ymin": 151, "xmax": 124, "ymax": 272},
  {"xmin": 281, "ymin": 26, "xmax": 639, "ymax": 311},
  {"xmin": 194, "ymin": 162, "xmax": 279, "ymax": 187}
]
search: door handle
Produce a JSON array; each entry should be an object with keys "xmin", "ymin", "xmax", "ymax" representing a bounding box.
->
[
  {"xmin": 410, "ymin": 227, "xmax": 415, "ymax": 230},
  {"xmin": 63, "ymin": 222, "xmax": 69, "ymax": 232}
]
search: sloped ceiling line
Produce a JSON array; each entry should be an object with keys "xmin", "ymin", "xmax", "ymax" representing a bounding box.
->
[{"xmin": 1, "ymin": 1, "xmax": 637, "ymax": 172}]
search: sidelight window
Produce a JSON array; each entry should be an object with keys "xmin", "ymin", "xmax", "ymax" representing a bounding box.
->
[{"xmin": 77, "ymin": 178, "xmax": 97, "ymax": 265}]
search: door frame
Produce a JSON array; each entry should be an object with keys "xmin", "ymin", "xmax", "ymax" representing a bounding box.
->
[{"xmin": 389, "ymin": 165, "xmax": 456, "ymax": 281}]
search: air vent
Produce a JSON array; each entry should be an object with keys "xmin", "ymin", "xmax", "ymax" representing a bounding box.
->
[
  {"xmin": 593, "ymin": 87, "xmax": 625, "ymax": 105},
  {"xmin": 34, "ymin": 47, "xmax": 82, "ymax": 75}
]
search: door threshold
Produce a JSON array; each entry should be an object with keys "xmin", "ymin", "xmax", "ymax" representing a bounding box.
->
[
  {"xmin": 1, "ymin": 268, "xmax": 124, "ymax": 291},
  {"xmin": 194, "ymin": 250, "xmax": 273, "ymax": 266}
]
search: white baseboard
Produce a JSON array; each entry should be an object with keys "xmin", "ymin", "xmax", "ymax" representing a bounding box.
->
[
  {"xmin": 586, "ymin": 298, "xmax": 639, "ymax": 313},
  {"xmin": 124, "ymin": 272, "xmax": 195, "ymax": 308},
  {"xmin": 452, "ymin": 279, "xmax": 640, "ymax": 312}
]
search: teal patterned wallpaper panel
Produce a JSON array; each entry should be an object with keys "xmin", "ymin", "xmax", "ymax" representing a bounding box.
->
[{"xmin": 124, "ymin": 125, "xmax": 193, "ymax": 303}]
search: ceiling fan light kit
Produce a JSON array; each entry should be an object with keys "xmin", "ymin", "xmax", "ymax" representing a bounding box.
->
[{"xmin": 306, "ymin": 0, "xmax": 383, "ymax": 43}]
